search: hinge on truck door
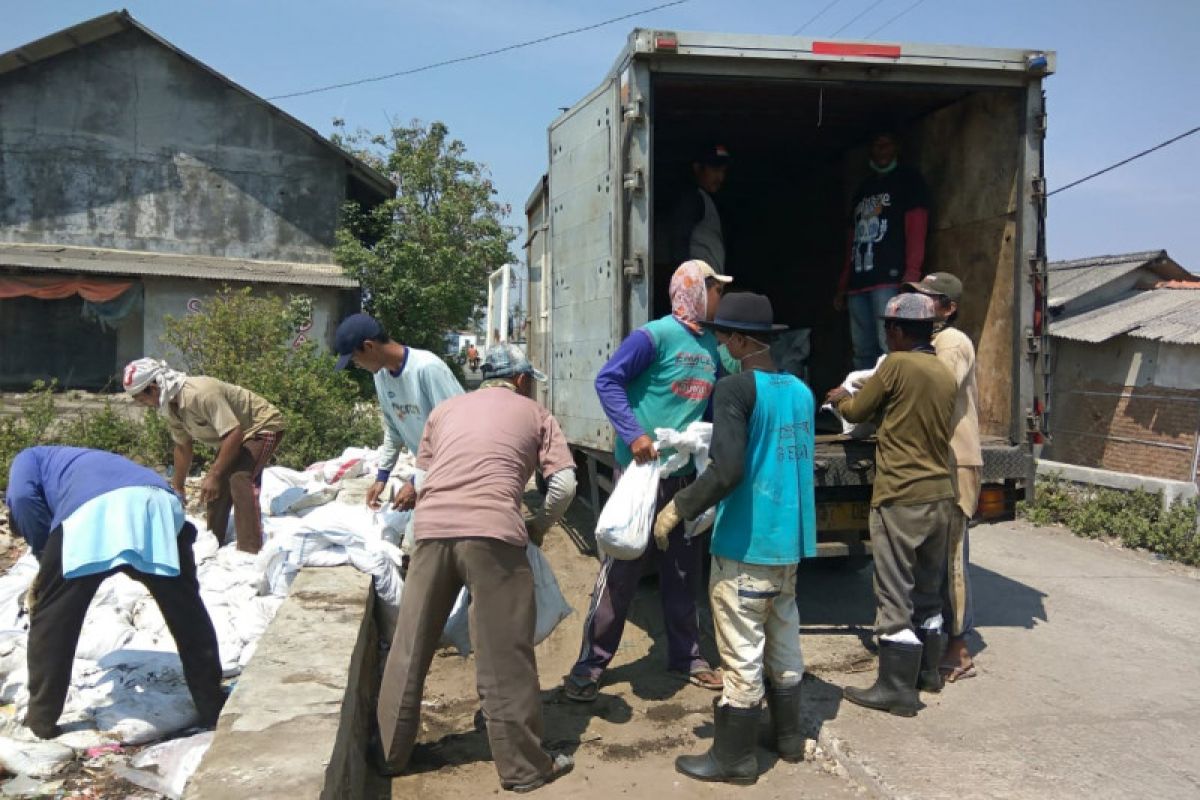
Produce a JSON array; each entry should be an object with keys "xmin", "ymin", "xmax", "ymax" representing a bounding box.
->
[
  {"xmin": 1024, "ymin": 327, "xmax": 1041, "ymax": 355},
  {"xmin": 623, "ymin": 99, "xmax": 645, "ymax": 124},
  {"xmin": 623, "ymin": 169, "xmax": 645, "ymax": 193},
  {"xmin": 623, "ymin": 251, "xmax": 644, "ymax": 278},
  {"xmin": 1030, "ymin": 176, "xmax": 1047, "ymax": 200}
]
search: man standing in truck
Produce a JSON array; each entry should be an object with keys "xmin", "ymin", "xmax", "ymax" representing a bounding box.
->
[
  {"xmin": 825, "ymin": 293, "xmax": 956, "ymax": 717},
  {"xmin": 904, "ymin": 272, "xmax": 982, "ymax": 683},
  {"xmin": 667, "ymin": 144, "xmax": 731, "ymax": 274},
  {"xmin": 834, "ymin": 130, "xmax": 930, "ymax": 369},
  {"xmin": 563, "ymin": 260, "xmax": 729, "ymax": 702}
]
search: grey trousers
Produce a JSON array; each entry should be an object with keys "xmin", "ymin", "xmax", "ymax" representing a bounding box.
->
[
  {"xmin": 376, "ymin": 538, "xmax": 553, "ymax": 789},
  {"xmin": 869, "ymin": 499, "xmax": 956, "ymax": 636}
]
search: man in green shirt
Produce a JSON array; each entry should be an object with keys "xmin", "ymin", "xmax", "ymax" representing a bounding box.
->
[{"xmin": 825, "ymin": 292, "xmax": 956, "ymax": 717}]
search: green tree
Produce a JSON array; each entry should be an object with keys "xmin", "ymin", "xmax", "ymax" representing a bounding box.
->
[{"xmin": 333, "ymin": 120, "xmax": 513, "ymax": 356}]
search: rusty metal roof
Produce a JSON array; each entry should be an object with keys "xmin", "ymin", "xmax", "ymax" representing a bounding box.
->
[
  {"xmin": 0, "ymin": 11, "xmax": 395, "ymax": 200},
  {"xmin": 1049, "ymin": 286, "xmax": 1200, "ymax": 345},
  {"xmin": 0, "ymin": 242, "xmax": 358, "ymax": 289},
  {"xmin": 1046, "ymin": 250, "xmax": 1190, "ymax": 309}
]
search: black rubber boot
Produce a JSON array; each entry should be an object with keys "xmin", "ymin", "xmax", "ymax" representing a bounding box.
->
[
  {"xmin": 675, "ymin": 701, "xmax": 760, "ymax": 785},
  {"xmin": 916, "ymin": 628, "xmax": 947, "ymax": 693},
  {"xmin": 765, "ymin": 683, "xmax": 805, "ymax": 763},
  {"xmin": 843, "ymin": 641, "xmax": 922, "ymax": 717}
]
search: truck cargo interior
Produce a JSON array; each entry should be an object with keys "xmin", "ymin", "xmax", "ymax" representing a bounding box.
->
[{"xmin": 649, "ymin": 74, "xmax": 1024, "ymax": 441}]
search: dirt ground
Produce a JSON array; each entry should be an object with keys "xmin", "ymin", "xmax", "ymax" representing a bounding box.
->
[{"xmin": 382, "ymin": 498, "xmax": 869, "ymax": 799}]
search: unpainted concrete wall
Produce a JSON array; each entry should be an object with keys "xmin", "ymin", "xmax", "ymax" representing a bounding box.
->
[
  {"xmin": 142, "ymin": 278, "xmax": 349, "ymax": 364},
  {"xmin": 0, "ymin": 28, "xmax": 349, "ymax": 263}
]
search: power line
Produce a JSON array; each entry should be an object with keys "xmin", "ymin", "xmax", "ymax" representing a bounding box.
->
[
  {"xmin": 267, "ymin": 0, "xmax": 691, "ymax": 101},
  {"xmin": 1049, "ymin": 124, "xmax": 1200, "ymax": 197},
  {"xmin": 864, "ymin": 0, "xmax": 929, "ymax": 38},
  {"xmin": 830, "ymin": 0, "xmax": 890, "ymax": 38},
  {"xmin": 792, "ymin": 0, "xmax": 844, "ymax": 36}
]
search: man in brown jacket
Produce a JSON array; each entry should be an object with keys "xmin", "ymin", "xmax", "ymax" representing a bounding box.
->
[{"xmin": 125, "ymin": 358, "xmax": 284, "ymax": 554}]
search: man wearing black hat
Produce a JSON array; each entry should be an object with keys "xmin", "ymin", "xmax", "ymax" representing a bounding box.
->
[
  {"xmin": 667, "ymin": 144, "xmax": 731, "ymax": 273},
  {"xmin": 825, "ymin": 293, "xmax": 956, "ymax": 717},
  {"xmin": 333, "ymin": 313, "xmax": 463, "ymax": 516},
  {"xmin": 653, "ymin": 293, "xmax": 817, "ymax": 785},
  {"xmin": 904, "ymin": 273, "xmax": 982, "ymax": 684}
]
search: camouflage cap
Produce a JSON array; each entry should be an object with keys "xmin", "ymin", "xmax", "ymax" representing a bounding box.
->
[{"xmin": 881, "ymin": 292, "xmax": 938, "ymax": 322}]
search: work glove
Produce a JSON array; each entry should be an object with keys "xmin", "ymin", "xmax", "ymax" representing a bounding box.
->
[
  {"xmin": 526, "ymin": 518, "xmax": 547, "ymax": 548},
  {"xmin": 653, "ymin": 500, "xmax": 682, "ymax": 551}
]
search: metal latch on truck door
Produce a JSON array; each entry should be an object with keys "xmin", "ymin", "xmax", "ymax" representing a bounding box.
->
[
  {"xmin": 623, "ymin": 252, "xmax": 644, "ymax": 278},
  {"xmin": 623, "ymin": 169, "xmax": 644, "ymax": 193}
]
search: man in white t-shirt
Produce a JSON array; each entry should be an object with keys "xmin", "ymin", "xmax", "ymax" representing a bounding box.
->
[{"xmin": 334, "ymin": 314, "xmax": 463, "ymax": 514}]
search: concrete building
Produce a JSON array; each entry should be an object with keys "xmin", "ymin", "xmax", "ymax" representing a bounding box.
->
[
  {"xmin": 0, "ymin": 11, "xmax": 394, "ymax": 390},
  {"xmin": 1044, "ymin": 250, "xmax": 1200, "ymax": 487}
]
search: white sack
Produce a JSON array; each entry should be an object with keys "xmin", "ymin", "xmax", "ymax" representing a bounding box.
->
[
  {"xmin": 438, "ymin": 545, "xmax": 573, "ymax": 656},
  {"xmin": 0, "ymin": 736, "xmax": 74, "ymax": 778},
  {"xmin": 85, "ymin": 651, "xmax": 199, "ymax": 745},
  {"xmin": 822, "ymin": 355, "xmax": 885, "ymax": 439},
  {"xmin": 655, "ymin": 422, "xmax": 715, "ymax": 538},
  {"xmin": 115, "ymin": 730, "xmax": 213, "ymax": 800},
  {"xmin": 594, "ymin": 460, "xmax": 660, "ymax": 560}
]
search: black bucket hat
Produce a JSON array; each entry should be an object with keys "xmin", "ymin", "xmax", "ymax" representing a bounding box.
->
[{"xmin": 700, "ymin": 292, "xmax": 788, "ymax": 335}]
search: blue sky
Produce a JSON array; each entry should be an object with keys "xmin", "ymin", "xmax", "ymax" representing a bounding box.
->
[{"xmin": 5, "ymin": 1, "xmax": 1200, "ymax": 268}]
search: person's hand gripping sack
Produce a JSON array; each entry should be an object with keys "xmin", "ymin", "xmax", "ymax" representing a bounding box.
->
[{"xmin": 652, "ymin": 499, "xmax": 682, "ymax": 551}]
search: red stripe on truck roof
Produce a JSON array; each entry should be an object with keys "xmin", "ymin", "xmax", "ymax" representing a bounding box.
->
[{"xmin": 812, "ymin": 41, "xmax": 901, "ymax": 58}]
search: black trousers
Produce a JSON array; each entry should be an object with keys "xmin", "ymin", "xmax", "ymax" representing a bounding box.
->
[{"xmin": 24, "ymin": 522, "xmax": 225, "ymax": 738}]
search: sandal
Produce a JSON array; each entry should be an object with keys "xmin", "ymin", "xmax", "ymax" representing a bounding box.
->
[
  {"xmin": 672, "ymin": 666, "xmax": 723, "ymax": 691},
  {"xmin": 940, "ymin": 663, "xmax": 977, "ymax": 683},
  {"xmin": 562, "ymin": 674, "xmax": 599, "ymax": 703}
]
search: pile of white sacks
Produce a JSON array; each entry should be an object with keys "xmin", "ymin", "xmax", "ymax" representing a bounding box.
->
[{"xmin": 0, "ymin": 447, "xmax": 415, "ymax": 797}]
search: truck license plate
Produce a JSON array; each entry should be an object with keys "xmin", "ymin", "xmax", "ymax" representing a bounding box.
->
[{"xmin": 816, "ymin": 502, "xmax": 870, "ymax": 532}]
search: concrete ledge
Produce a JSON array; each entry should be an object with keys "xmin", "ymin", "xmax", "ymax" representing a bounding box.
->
[
  {"xmin": 1037, "ymin": 459, "xmax": 1199, "ymax": 508},
  {"xmin": 184, "ymin": 567, "xmax": 382, "ymax": 800}
]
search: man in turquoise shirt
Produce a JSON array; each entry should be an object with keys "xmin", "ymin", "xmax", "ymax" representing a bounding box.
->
[{"xmin": 655, "ymin": 293, "xmax": 816, "ymax": 785}]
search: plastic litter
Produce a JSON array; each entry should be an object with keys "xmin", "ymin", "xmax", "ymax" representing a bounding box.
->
[
  {"xmin": 0, "ymin": 736, "xmax": 74, "ymax": 778},
  {"xmin": 113, "ymin": 730, "xmax": 213, "ymax": 800}
]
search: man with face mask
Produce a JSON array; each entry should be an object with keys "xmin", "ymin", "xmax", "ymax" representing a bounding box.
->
[
  {"xmin": 668, "ymin": 145, "xmax": 731, "ymax": 274},
  {"xmin": 563, "ymin": 260, "xmax": 730, "ymax": 702},
  {"xmin": 834, "ymin": 130, "xmax": 931, "ymax": 369},
  {"xmin": 652, "ymin": 293, "xmax": 816, "ymax": 784}
]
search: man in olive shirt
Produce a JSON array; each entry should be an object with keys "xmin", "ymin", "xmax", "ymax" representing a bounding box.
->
[
  {"xmin": 825, "ymin": 293, "xmax": 955, "ymax": 717},
  {"xmin": 125, "ymin": 358, "xmax": 285, "ymax": 554}
]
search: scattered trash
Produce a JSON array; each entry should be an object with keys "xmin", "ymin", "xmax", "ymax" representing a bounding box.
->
[
  {"xmin": 0, "ymin": 735, "xmax": 74, "ymax": 777},
  {"xmin": 113, "ymin": 730, "xmax": 213, "ymax": 800}
]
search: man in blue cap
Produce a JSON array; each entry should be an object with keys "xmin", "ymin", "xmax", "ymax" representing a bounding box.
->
[
  {"xmin": 333, "ymin": 313, "xmax": 463, "ymax": 516},
  {"xmin": 5, "ymin": 446, "xmax": 225, "ymax": 739}
]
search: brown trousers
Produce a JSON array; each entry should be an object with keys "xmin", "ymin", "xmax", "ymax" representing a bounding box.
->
[
  {"xmin": 869, "ymin": 499, "xmax": 956, "ymax": 636},
  {"xmin": 376, "ymin": 538, "xmax": 553, "ymax": 789},
  {"xmin": 205, "ymin": 431, "xmax": 281, "ymax": 554}
]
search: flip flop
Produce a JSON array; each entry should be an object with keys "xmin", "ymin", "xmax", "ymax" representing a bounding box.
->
[
  {"xmin": 562, "ymin": 674, "xmax": 599, "ymax": 703},
  {"xmin": 940, "ymin": 663, "xmax": 977, "ymax": 683},
  {"xmin": 673, "ymin": 667, "xmax": 723, "ymax": 691}
]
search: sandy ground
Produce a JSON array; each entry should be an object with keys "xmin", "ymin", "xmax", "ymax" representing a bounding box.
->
[{"xmin": 381, "ymin": 498, "xmax": 868, "ymax": 799}]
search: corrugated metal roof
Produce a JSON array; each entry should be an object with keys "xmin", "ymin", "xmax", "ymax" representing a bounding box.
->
[
  {"xmin": 0, "ymin": 11, "xmax": 395, "ymax": 200},
  {"xmin": 1049, "ymin": 287, "xmax": 1200, "ymax": 345},
  {"xmin": 1046, "ymin": 250, "xmax": 1182, "ymax": 308},
  {"xmin": 0, "ymin": 243, "xmax": 358, "ymax": 289}
]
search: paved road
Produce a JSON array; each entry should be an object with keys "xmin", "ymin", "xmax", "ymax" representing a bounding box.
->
[{"xmin": 800, "ymin": 519, "xmax": 1200, "ymax": 800}]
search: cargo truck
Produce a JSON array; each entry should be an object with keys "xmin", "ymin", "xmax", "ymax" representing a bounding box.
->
[{"xmin": 525, "ymin": 30, "xmax": 1054, "ymax": 556}]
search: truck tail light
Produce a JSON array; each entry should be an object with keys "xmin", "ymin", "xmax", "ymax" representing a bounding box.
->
[
  {"xmin": 977, "ymin": 485, "xmax": 1009, "ymax": 520},
  {"xmin": 654, "ymin": 32, "xmax": 678, "ymax": 51}
]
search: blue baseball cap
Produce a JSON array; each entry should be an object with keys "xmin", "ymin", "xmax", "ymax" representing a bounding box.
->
[
  {"xmin": 334, "ymin": 313, "xmax": 384, "ymax": 370},
  {"xmin": 481, "ymin": 343, "xmax": 546, "ymax": 382}
]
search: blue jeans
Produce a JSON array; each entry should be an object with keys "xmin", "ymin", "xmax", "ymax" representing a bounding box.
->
[{"xmin": 847, "ymin": 286, "xmax": 899, "ymax": 369}]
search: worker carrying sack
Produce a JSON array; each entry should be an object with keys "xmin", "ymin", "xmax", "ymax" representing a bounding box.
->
[{"xmin": 594, "ymin": 459, "xmax": 661, "ymax": 560}]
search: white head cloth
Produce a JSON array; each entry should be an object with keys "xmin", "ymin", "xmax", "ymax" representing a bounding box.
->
[{"xmin": 122, "ymin": 358, "xmax": 188, "ymax": 408}]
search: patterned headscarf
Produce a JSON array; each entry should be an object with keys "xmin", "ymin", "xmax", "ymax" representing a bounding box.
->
[
  {"xmin": 122, "ymin": 358, "xmax": 188, "ymax": 409},
  {"xmin": 670, "ymin": 260, "xmax": 709, "ymax": 335}
]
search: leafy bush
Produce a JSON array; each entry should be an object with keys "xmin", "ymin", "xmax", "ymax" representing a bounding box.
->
[
  {"xmin": 1021, "ymin": 473, "xmax": 1200, "ymax": 566},
  {"xmin": 163, "ymin": 287, "xmax": 380, "ymax": 470},
  {"xmin": 1, "ymin": 383, "xmax": 168, "ymax": 489}
]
